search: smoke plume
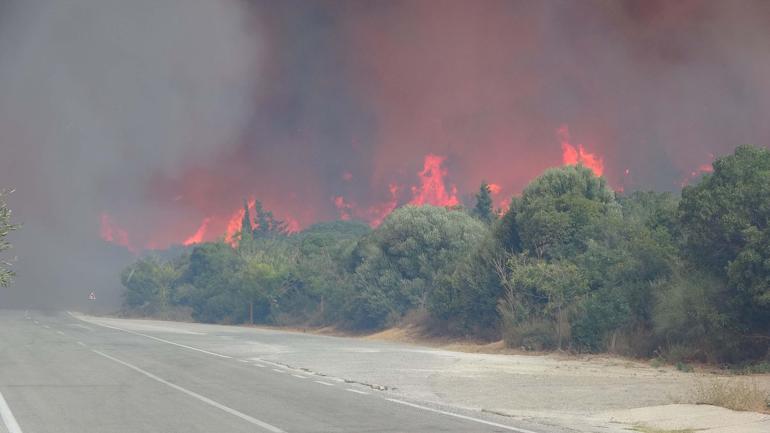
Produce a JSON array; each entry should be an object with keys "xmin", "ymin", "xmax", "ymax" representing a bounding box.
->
[{"xmin": 2, "ymin": 0, "xmax": 770, "ymax": 308}]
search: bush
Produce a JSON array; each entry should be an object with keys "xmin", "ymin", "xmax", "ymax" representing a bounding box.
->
[
  {"xmin": 692, "ymin": 378, "xmax": 769, "ymax": 412},
  {"xmin": 501, "ymin": 318, "xmax": 557, "ymax": 351}
]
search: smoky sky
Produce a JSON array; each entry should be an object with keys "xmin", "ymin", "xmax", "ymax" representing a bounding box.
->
[{"xmin": 1, "ymin": 0, "xmax": 770, "ymax": 308}]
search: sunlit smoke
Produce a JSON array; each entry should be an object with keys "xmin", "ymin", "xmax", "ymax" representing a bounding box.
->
[{"xmin": 99, "ymin": 213, "xmax": 135, "ymax": 253}]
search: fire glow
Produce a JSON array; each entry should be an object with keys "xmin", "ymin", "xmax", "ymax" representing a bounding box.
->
[
  {"xmin": 558, "ymin": 125, "xmax": 604, "ymax": 177},
  {"xmin": 99, "ymin": 125, "xmax": 713, "ymax": 252}
]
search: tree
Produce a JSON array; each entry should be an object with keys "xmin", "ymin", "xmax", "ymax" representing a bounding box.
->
[
  {"xmin": 253, "ymin": 200, "xmax": 288, "ymax": 238},
  {"xmin": 183, "ymin": 242, "xmax": 243, "ymax": 323},
  {"xmin": 0, "ymin": 189, "xmax": 19, "ymax": 287},
  {"xmin": 679, "ymin": 145, "xmax": 770, "ymax": 272},
  {"xmin": 516, "ymin": 165, "xmax": 618, "ymax": 259},
  {"xmin": 238, "ymin": 199, "xmax": 255, "ymax": 255},
  {"xmin": 473, "ymin": 181, "xmax": 494, "ymax": 223},
  {"xmin": 351, "ymin": 205, "xmax": 487, "ymax": 329},
  {"xmin": 238, "ymin": 254, "xmax": 288, "ymax": 324},
  {"xmin": 121, "ymin": 256, "xmax": 180, "ymax": 314},
  {"xmin": 679, "ymin": 145, "xmax": 770, "ymax": 358}
]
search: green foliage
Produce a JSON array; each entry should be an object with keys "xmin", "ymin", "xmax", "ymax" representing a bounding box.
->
[
  {"xmin": 116, "ymin": 147, "xmax": 770, "ymax": 364},
  {"xmin": 351, "ymin": 205, "xmax": 487, "ymax": 329},
  {"xmin": 473, "ymin": 181, "xmax": 494, "ymax": 223},
  {"xmin": 0, "ymin": 189, "xmax": 19, "ymax": 288},
  {"xmin": 253, "ymin": 200, "xmax": 288, "ymax": 238},
  {"xmin": 516, "ymin": 165, "xmax": 618, "ymax": 259},
  {"xmin": 679, "ymin": 145, "xmax": 770, "ymax": 360},
  {"xmin": 121, "ymin": 255, "xmax": 181, "ymax": 315}
]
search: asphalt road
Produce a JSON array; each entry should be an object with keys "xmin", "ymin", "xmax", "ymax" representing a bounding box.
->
[{"xmin": 0, "ymin": 310, "xmax": 557, "ymax": 433}]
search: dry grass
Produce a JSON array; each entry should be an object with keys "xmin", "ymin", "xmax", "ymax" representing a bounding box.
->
[{"xmin": 692, "ymin": 377, "xmax": 770, "ymax": 413}]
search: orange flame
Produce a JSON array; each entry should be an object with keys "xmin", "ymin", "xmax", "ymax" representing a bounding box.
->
[
  {"xmin": 183, "ymin": 217, "xmax": 211, "ymax": 246},
  {"xmin": 558, "ymin": 125, "xmax": 604, "ymax": 177},
  {"xmin": 409, "ymin": 154, "xmax": 459, "ymax": 207}
]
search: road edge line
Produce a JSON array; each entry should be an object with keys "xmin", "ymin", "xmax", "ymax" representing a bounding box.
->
[
  {"xmin": 91, "ymin": 349, "xmax": 284, "ymax": 433},
  {"xmin": 385, "ymin": 398, "xmax": 540, "ymax": 433},
  {"xmin": 68, "ymin": 312, "xmax": 231, "ymax": 359},
  {"xmin": 0, "ymin": 390, "xmax": 23, "ymax": 433}
]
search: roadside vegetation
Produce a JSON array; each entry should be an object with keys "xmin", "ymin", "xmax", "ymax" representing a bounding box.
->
[
  {"xmin": 121, "ymin": 145, "xmax": 770, "ymax": 365},
  {"xmin": 692, "ymin": 378, "xmax": 770, "ymax": 413},
  {"xmin": 0, "ymin": 189, "xmax": 18, "ymax": 288}
]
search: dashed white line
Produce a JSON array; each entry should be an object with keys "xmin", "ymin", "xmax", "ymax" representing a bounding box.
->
[
  {"xmin": 291, "ymin": 374, "xmax": 307, "ymax": 379},
  {"xmin": 313, "ymin": 380, "xmax": 334, "ymax": 386},
  {"xmin": 0, "ymin": 390, "xmax": 23, "ymax": 433},
  {"xmin": 91, "ymin": 350, "xmax": 284, "ymax": 433},
  {"xmin": 33, "ymin": 321, "xmax": 38, "ymax": 325},
  {"xmin": 385, "ymin": 398, "xmax": 538, "ymax": 433},
  {"xmin": 77, "ymin": 341, "xmax": 87, "ymax": 347},
  {"xmin": 253, "ymin": 364, "xmax": 266, "ymax": 368},
  {"xmin": 345, "ymin": 389, "xmax": 369, "ymax": 395},
  {"xmin": 238, "ymin": 359, "xmax": 250, "ymax": 363},
  {"xmin": 272, "ymin": 369, "xmax": 285, "ymax": 374},
  {"xmin": 56, "ymin": 331, "xmax": 66, "ymax": 336},
  {"xmin": 43, "ymin": 325, "xmax": 50, "ymax": 329}
]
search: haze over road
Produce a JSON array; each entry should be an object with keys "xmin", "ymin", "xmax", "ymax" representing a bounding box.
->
[{"xmin": 0, "ymin": 310, "xmax": 558, "ymax": 433}]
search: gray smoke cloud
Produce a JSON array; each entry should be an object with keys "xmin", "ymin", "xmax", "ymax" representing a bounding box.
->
[
  {"xmin": 0, "ymin": 0, "xmax": 260, "ymax": 308},
  {"xmin": 2, "ymin": 0, "xmax": 770, "ymax": 309}
]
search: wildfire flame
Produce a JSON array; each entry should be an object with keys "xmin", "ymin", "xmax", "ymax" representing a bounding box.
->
[
  {"xmin": 558, "ymin": 125, "xmax": 604, "ymax": 177},
  {"xmin": 183, "ymin": 217, "xmax": 211, "ymax": 246},
  {"xmin": 409, "ymin": 154, "xmax": 459, "ymax": 207}
]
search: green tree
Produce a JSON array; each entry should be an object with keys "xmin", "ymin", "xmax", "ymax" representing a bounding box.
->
[
  {"xmin": 679, "ymin": 145, "xmax": 770, "ymax": 358},
  {"xmin": 473, "ymin": 181, "xmax": 494, "ymax": 223},
  {"xmin": 238, "ymin": 254, "xmax": 288, "ymax": 324},
  {"xmin": 253, "ymin": 200, "xmax": 288, "ymax": 238},
  {"xmin": 0, "ymin": 189, "xmax": 19, "ymax": 287},
  {"xmin": 121, "ymin": 256, "xmax": 181, "ymax": 314},
  {"xmin": 238, "ymin": 199, "xmax": 255, "ymax": 255},
  {"xmin": 351, "ymin": 205, "xmax": 487, "ymax": 329},
  {"xmin": 183, "ymin": 242, "xmax": 243, "ymax": 323},
  {"xmin": 516, "ymin": 165, "xmax": 618, "ymax": 259}
]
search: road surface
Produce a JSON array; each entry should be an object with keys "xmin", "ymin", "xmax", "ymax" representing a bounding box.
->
[{"xmin": 0, "ymin": 310, "xmax": 559, "ymax": 433}]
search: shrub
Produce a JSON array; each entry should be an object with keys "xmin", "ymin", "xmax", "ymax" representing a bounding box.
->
[
  {"xmin": 692, "ymin": 378, "xmax": 770, "ymax": 412},
  {"xmin": 501, "ymin": 318, "xmax": 557, "ymax": 351}
]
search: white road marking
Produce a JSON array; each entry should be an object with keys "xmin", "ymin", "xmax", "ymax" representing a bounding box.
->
[
  {"xmin": 80, "ymin": 320, "xmax": 232, "ymax": 359},
  {"xmin": 56, "ymin": 331, "xmax": 66, "ymax": 336},
  {"xmin": 253, "ymin": 364, "xmax": 266, "ymax": 368},
  {"xmin": 271, "ymin": 369, "xmax": 285, "ymax": 374},
  {"xmin": 291, "ymin": 374, "xmax": 307, "ymax": 379},
  {"xmin": 313, "ymin": 380, "xmax": 334, "ymax": 386},
  {"xmin": 32, "ymin": 321, "xmax": 38, "ymax": 325},
  {"xmin": 345, "ymin": 389, "xmax": 369, "ymax": 395},
  {"xmin": 238, "ymin": 359, "xmax": 250, "ymax": 363},
  {"xmin": 0, "ymin": 390, "xmax": 23, "ymax": 433},
  {"xmin": 43, "ymin": 325, "xmax": 50, "ymax": 329},
  {"xmin": 385, "ymin": 398, "xmax": 539, "ymax": 433},
  {"xmin": 77, "ymin": 341, "xmax": 86, "ymax": 347},
  {"xmin": 91, "ymin": 350, "xmax": 284, "ymax": 433}
]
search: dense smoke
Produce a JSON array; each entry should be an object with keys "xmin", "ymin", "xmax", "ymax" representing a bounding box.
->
[{"xmin": 1, "ymin": 0, "xmax": 770, "ymax": 308}]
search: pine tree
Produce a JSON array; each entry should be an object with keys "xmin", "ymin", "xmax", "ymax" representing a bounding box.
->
[
  {"xmin": 238, "ymin": 199, "xmax": 255, "ymax": 254},
  {"xmin": 473, "ymin": 181, "xmax": 494, "ymax": 223},
  {"xmin": 253, "ymin": 200, "xmax": 288, "ymax": 238}
]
